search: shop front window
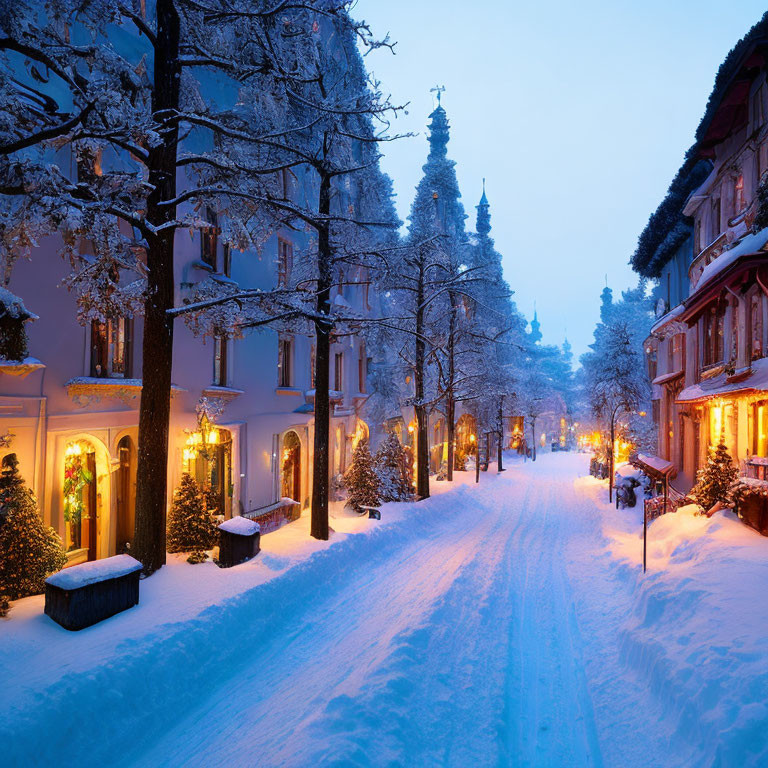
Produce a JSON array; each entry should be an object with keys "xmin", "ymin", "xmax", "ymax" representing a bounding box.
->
[{"xmin": 753, "ymin": 402, "xmax": 768, "ymax": 457}]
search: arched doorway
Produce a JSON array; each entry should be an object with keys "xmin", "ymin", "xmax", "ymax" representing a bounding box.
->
[
  {"xmin": 115, "ymin": 435, "xmax": 136, "ymax": 554},
  {"xmin": 281, "ymin": 430, "xmax": 301, "ymax": 502},
  {"xmin": 64, "ymin": 440, "xmax": 98, "ymax": 561}
]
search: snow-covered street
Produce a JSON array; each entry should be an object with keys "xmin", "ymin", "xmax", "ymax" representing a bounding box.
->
[{"xmin": 4, "ymin": 452, "xmax": 768, "ymax": 767}]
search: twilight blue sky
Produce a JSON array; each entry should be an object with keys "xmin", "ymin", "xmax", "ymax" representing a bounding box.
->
[{"xmin": 357, "ymin": 0, "xmax": 767, "ymax": 359}]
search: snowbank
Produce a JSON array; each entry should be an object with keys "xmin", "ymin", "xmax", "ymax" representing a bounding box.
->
[{"xmin": 576, "ymin": 474, "xmax": 768, "ymax": 766}]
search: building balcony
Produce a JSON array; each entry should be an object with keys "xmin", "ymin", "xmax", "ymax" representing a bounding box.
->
[
  {"xmin": 689, "ymin": 232, "xmax": 729, "ymax": 293},
  {"xmin": 66, "ymin": 377, "xmax": 186, "ymax": 406}
]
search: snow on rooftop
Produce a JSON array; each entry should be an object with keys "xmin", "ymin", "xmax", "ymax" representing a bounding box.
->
[
  {"xmin": 46, "ymin": 555, "xmax": 142, "ymax": 590},
  {"xmin": 695, "ymin": 227, "xmax": 768, "ymax": 291},
  {"xmin": 649, "ymin": 303, "xmax": 685, "ymax": 335},
  {"xmin": 219, "ymin": 516, "xmax": 261, "ymax": 536},
  {"xmin": 635, "ymin": 453, "xmax": 675, "ymax": 474},
  {"xmin": 677, "ymin": 356, "xmax": 768, "ymax": 403},
  {"xmin": 0, "ymin": 286, "xmax": 37, "ymax": 321}
]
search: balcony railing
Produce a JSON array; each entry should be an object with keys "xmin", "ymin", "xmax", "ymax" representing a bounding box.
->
[{"xmin": 689, "ymin": 232, "xmax": 728, "ymax": 293}]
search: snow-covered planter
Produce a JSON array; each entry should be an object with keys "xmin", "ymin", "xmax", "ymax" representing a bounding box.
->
[
  {"xmin": 730, "ymin": 477, "xmax": 768, "ymax": 535},
  {"xmin": 44, "ymin": 555, "xmax": 142, "ymax": 631},
  {"xmin": 217, "ymin": 517, "xmax": 261, "ymax": 568}
]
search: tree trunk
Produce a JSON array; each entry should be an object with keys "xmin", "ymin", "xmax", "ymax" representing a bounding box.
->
[
  {"xmin": 609, "ymin": 415, "xmax": 615, "ymax": 503},
  {"xmin": 310, "ymin": 173, "xmax": 332, "ymax": 540},
  {"xmin": 484, "ymin": 432, "xmax": 490, "ymax": 471},
  {"xmin": 497, "ymin": 397, "xmax": 504, "ymax": 472},
  {"xmin": 132, "ymin": 0, "xmax": 180, "ymax": 576},
  {"xmin": 446, "ymin": 298, "xmax": 456, "ymax": 481},
  {"xmin": 531, "ymin": 416, "xmax": 537, "ymax": 462},
  {"xmin": 446, "ymin": 394, "xmax": 455, "ymax": 480},
  {"xmin": 414, "ymin": 255, "xmax": 429, "ymax": 499}
]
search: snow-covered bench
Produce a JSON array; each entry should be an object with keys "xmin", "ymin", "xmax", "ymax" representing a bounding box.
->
[
  {"xmin": 218, "ymin": 516, "xmax": 261, "ymax": 568},
  {"xmin": 44, "ymin": 555, "xmax": 142, "ymax": 631},
  {"xmin": 359, "ymin": 505, "xmax": 381, "ymax": 520}
]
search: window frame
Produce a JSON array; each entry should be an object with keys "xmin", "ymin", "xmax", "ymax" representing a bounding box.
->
[
  {"xmin": 278, "ymin": 335, "xmax": 293, "ymax": 388},
  {"xmin": 90, "ymin": 317, "xmax": 132, "ymax": 379},
  {"xmin": 213, "ymin": 335, "xmax": 228, "ymax": 387},
  {"xmin": 201, "ymin": 207, "xmax": 218, "ymax": 270}
]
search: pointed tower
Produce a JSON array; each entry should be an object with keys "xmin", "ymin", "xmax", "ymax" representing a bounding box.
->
[
  {"xmin": 600, "ymin": 284, "xmax": 613, "ymax": 323},
  {"xmin": 529, "ymin": 306, "xmax": 542, "ymax": 344},
  {"xmin": 407, "ymin": 94, "xmax": 466, "ymax": 242},
  {"xmin": 476, "ymin": 178, "xmax": 491, "ymax": 239},
  {"xmin": 562, "ymin": 335, "xmax": 573, "ymax": 366}
]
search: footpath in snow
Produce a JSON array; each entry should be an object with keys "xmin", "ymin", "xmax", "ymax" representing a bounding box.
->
[{"xmin": 2, "ymin": 453, "xmax": 768, "ymax": 767}]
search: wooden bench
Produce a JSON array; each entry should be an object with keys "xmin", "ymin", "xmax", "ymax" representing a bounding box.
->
[
  {"xmin": 359, "ymin": 505, "xmax": 381, "ymax": 520},
  {"xmin": 218, "ymin": 516, "xmax": 261, "ymax": 568},
  {"xmin": 44, "ymin": 555, "xmax": 142, "ymax": 631}
]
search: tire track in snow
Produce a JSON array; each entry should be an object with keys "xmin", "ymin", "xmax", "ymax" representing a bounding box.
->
[
  {"xmin": 119, "ymin": 481, "xmax": 519, "ymax": 767},
  {"xmin": 507, "ymin": 461, "xmax": 603, "ymax": 767}
]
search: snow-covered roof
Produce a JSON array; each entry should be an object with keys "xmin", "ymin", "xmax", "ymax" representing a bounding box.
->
[
  {"xmin": 635, "ymin": 454, "xmax": 675, "ymax": 475},
  {"xmin": 219, "ymin": 516, "xmax": 261, "ymax": 536},
  {"xmin": 46, "ymin": 554, "xmax": 142, "ymax": 590},
  {"xmin": 694, "ymin": 227, "xmax": 768, "ymax": 293},
  {"xmin": 0, "ymin": 287, "xmax": 37, "ymax": 321},
  {"xmin": 652, "ymin": 369, "xmax": 684, "ymax": 386},
  {"xmin": 650, "ymin": 303, "xmax": 685, "ymax": 335},
  {"xmin": 677, "ymin": 357, "xmax": 768, "ymax": 403}
]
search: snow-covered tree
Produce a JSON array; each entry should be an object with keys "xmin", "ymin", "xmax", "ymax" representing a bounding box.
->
[
  {"xmin": 0, "ymin": 453, "xmax": 66, "ymax": 606},
  {"xmin": 167, "ymin": 473, "xmax": 216, "ymax": 564},
  {"xmin": 343, "ymin": 439, "xmax": 380, "ymax": 512},
  {"xmin": 581, "ymin": 295, "xmax": 649, "ymax": 500},
  {"xmin": 374, "ymin": 431, "xmax": 412, "ymax": 501},
  {"xmin": 691, "ymin": 441, "xmax": 739, "ymax": 512},
  {"xmin": 0, "ymin": 1, "xmax": 402, "ymax": 564}
]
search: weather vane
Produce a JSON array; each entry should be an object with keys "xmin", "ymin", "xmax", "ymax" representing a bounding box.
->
[{"xmin": 430, "ymin": 84, "xmax": 446, "ymax": 105}]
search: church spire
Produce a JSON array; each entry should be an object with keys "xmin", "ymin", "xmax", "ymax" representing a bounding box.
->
[
  {"xmin": 530, "ymin": 303, "xmax": 542, "ymax": 344},
  {"xmin": 426, "ymin": 101, "xmax": 449, "ymax": 161},
  {"xmin": 476, "ymin": 178, "xmax": 491, "ymax": 237}
]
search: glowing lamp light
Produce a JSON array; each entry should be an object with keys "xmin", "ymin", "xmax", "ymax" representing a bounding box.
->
[
  {"xmin": 469, "ymin": 434, "xmax": 476, "ymax": 443},
  {"xmin": 408, "ymin": 425, "xmax": 415, "ymax": 434}
]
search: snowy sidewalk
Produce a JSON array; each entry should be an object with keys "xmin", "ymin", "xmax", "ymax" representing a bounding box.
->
[{"xmin": 3, "ymin": 453, "xmax": 768, "ymax": 767}]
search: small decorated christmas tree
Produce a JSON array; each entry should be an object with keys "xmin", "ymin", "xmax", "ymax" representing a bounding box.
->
[
  {"xmin": 343, "ymin": 439, "xmax": 380, "ymax": 512},
  {"xmin": 374, "ymin": 432, "xmax": 412, "ymax": 502},
  {"xmin": 0, "ymin": 453, "xmax": 66, "ymax": 607},
  {"xmin": 167, "ymin": 473, "xmax": 217, "ymax": 563},
  {"xmin": 691, "ymin": 440, "xmax": 739, "ymax": 512}
]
